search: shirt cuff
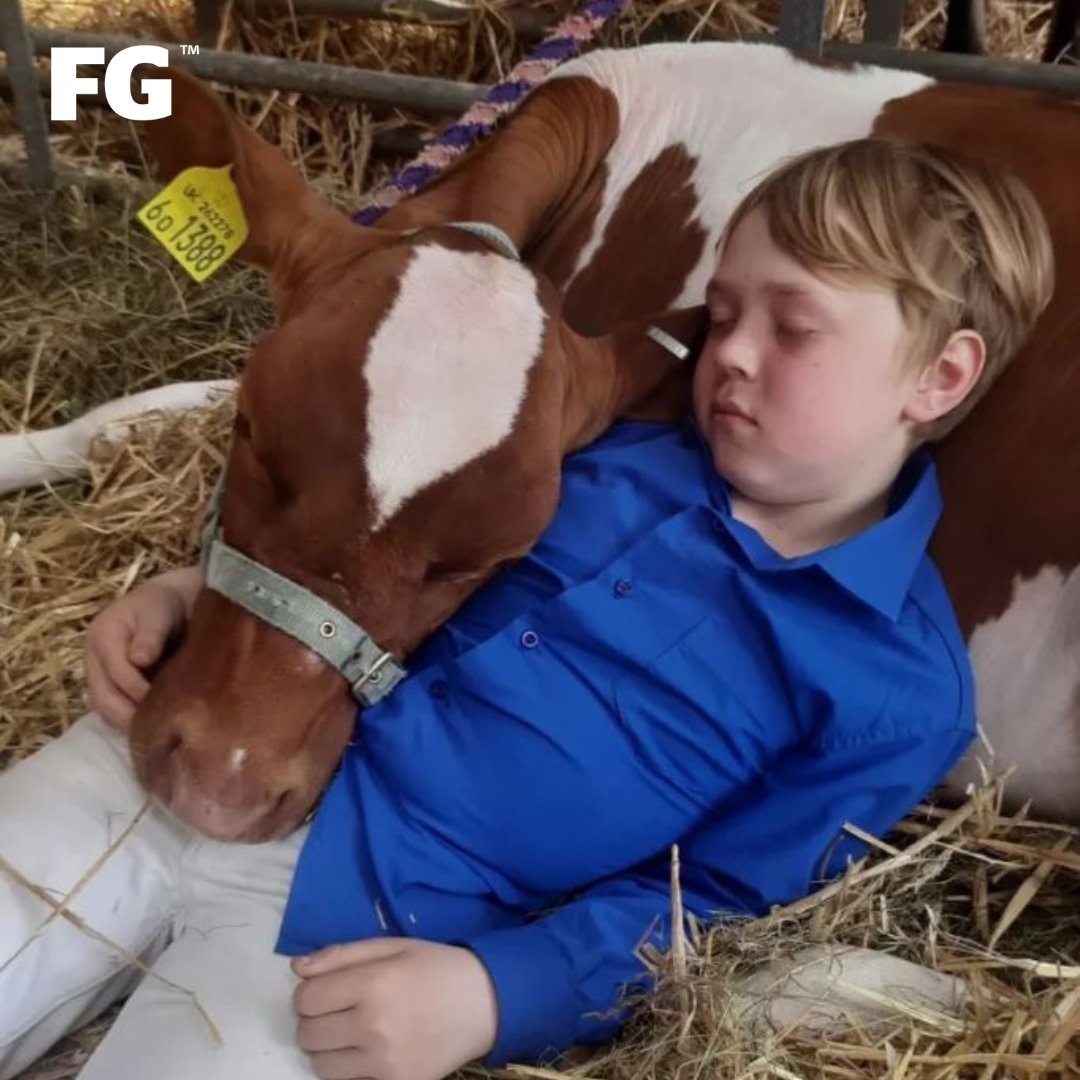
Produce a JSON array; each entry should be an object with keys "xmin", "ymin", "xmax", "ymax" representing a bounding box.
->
[{"xmin": 457, "ymin": 921, "xmax": 582, "ymax": 1067}]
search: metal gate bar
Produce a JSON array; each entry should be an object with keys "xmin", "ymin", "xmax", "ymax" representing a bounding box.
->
[
  {"xmin": 23, "ymin": 27, "xmax": 483, "ymax": 113},
  {"xmin": 0, "ymin": 0, "xmax": 51, "ymax": 191},
  {"xmin": 864, "ymin": 0, "xmax": 907, "ymax": 46},
  {"xmin": 5, "ymin": 0, "xmax": 1080, "ymax": 195}
]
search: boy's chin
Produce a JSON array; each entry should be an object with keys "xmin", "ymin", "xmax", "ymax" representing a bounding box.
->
[
  {"xmin": 709, "ymin": 442, "xmax": 806, "ymax": 507},
  {"xmin": 708, "ymin": 442, "xmax": 768, "ymax": 498}
]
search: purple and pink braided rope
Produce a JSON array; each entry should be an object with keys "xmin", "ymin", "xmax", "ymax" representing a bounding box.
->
[{"xmin": 353, "ymin": 0, "xmax": 633, "ymax": 225}]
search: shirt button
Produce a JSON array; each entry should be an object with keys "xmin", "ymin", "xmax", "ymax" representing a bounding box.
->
[
  {"xmin": 614, "ymin": 578, "xmax": 633, "ymax": 598},
  {"xmin": 429, "ymin": 679, "xmax": 449, "ymax": 701},
  {"xmin": 519, "ymin": 629, "xmax": 540, "ymax": 649}
]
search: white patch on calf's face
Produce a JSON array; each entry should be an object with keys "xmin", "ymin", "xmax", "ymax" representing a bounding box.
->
[
  {"xmin": 229, "ymin": 746, "xmax": 249, "ymax": 773},
  {"xmin": 363, "ymin": 246, "xmax": 546, "ymax": 529},
  {"xmin": 946, "ymin": 564, "xmax": 1080, "ymax": 823}
]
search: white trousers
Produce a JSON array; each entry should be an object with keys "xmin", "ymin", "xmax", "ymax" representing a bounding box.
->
[{"xmin": 0, "ymin": 713, "xmax": 316, "ymax": 1080}]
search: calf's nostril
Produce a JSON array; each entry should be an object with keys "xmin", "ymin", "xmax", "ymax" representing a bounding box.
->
[{"xmin": 271, "ymin": 787, "xmax": 292, "ymax": 820}]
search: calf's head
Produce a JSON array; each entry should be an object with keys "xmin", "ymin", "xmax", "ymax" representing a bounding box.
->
[{"xmin": 129, "ymin": 70, "xmax": 702, "ymax": 841}]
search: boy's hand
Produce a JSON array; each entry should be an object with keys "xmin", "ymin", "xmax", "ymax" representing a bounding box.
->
[
  {"xmin": 83, "ymin": 565, "xmax": 202, "ymax": 732},
  {"xmin": 292, "ymin": 938, "xmax": 499, "ymax": 1080}
]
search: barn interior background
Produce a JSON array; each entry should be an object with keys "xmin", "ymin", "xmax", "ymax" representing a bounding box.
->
[{"xmin": 3, "ymin": 1, "xmax": 1080, "ymax": 1078}]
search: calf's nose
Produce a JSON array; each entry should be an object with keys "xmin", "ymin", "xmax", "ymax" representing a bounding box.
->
[{"xmin": 160, "ymin": 729, "xmax": 296, "ymax": 840}]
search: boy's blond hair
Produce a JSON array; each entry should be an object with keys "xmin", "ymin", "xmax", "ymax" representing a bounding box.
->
[{"xmin": 725, "ymin": 138, "xmax": 1055, "ymax": 440}]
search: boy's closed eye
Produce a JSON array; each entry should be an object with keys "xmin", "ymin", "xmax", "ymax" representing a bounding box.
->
[
  {"xmin": 707, "ymin": 294, "xmax": 737, "ymax": 327},
  {"xmin": 773, "ymin": 319, "xmax": 820, "ymax": 345},
  {"xmin": 706, "ymin": 305, "xmax": 821, "ymax": 346}
]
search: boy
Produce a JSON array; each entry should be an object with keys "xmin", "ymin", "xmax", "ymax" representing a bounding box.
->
[{"xmin": 0, "ymin": 138, "xmax": 1053, "ymax": 1080}]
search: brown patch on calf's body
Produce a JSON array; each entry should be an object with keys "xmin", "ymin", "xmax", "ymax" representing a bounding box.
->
[
  {"xmin": 875, "ymin": 86, "xmax": 1080, "ymax": 634},
  {"xmin": 561, "ymin": 143, "xmax": 709, "ymax": 337},
  {"xmin": 378, "ymin": 76, "xmax": 620, "ymax": 261},
  {"xmin": 527, "ymin": 161, "xmax": 609, "ymax": 297},
  {"xmin": 377, "ymin": 83, "xmax": 703, "ymax": 341},
  {"xmin": 375, "ymin": 77, "xmax": 618, "ymax": 320}
]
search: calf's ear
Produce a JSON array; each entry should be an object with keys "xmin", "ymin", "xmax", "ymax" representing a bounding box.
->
[
  {"xmin": 140, "ymin": 68, "xmax": 380, "ymax": 308},
  {"xmin": 558, "ymin": 305, "xmax": 707, "ymax": 451}
]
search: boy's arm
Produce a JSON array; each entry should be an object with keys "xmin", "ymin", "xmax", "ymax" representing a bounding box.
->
[
  {"xmin": 457, "ymin": 723, "xmax": 973, "ymax": 1066},
  {"xmin": 152, "ymin": 564, "xmax": 204, "ymax": 620}
]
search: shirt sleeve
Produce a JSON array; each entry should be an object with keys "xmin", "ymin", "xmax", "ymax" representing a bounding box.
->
[{"xmin": 457, "ymin": 723, "xmax": 973, "ymax": 1066}]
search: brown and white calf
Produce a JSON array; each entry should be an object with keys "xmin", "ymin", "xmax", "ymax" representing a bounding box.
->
[{"xmin": 9, "ymin": 43, "xmax": 1078, "ymax": 838}]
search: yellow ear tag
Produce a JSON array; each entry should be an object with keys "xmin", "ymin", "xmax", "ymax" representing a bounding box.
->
[{"xmin": 137, "ymin": 165, "xmax": 249, "ymax": 283}]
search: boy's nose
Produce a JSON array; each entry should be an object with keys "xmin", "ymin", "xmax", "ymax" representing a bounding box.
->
[{"xmin": 710, "ymin": 325, "xmax": 757, "ymax": 379}]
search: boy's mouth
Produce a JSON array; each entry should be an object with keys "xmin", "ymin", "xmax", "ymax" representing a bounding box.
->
[{"xmin": 711, "ymin": 399, "xmax": 756, "ymax": 424}]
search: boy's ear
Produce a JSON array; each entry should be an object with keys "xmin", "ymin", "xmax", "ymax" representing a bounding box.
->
[{"xmin": 904, "ymin": 330, "xmax": 987, "ymax": 426}]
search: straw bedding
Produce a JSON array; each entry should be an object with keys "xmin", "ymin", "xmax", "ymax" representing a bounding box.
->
[{"xmin": 2, "ymin": 1, "xmax": 1078, "ymax": 1077}]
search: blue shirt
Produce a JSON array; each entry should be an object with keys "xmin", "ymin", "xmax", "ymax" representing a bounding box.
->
[{"xmin": 277, "ymin": 415, "xmax": 975, "ymax": 1066}]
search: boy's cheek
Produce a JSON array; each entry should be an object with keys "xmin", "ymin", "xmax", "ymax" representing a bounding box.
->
[{"xmin": 689, "ymin": 364, "xmax": 715, "ymax": 424}]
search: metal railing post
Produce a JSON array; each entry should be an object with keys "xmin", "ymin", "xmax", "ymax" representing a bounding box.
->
[
  {"xmin": 0, "ymin": 0, "xmax": 53, "ymax": 191},
  {"xmin": 777, "ymin": 0, "xmax": 827, "ymax": 54}
]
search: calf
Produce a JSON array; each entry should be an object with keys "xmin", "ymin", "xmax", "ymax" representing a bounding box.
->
[{"xmin": 43, "ymin": 43, "xmax": 1080, "ymax": 835}]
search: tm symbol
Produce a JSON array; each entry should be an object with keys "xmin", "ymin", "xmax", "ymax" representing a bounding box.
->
[{"xmin": 180, "ymin": 44, "xmax": 200, "ymax": 56}]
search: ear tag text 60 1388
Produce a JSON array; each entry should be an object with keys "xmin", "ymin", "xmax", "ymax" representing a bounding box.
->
[{"xmin": 137, "ymin": 165, "xmax": 249, "ymax": 282}]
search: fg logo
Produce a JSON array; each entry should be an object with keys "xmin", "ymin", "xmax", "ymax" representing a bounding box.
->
[{"xmin": 50, "ymin": 46, "xmax": 172, "ymax": 121}]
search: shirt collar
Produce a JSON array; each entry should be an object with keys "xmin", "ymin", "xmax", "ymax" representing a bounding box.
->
[{"xmin": 683, "ymin": 414, "xmax": 942, "ymax": 621}]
